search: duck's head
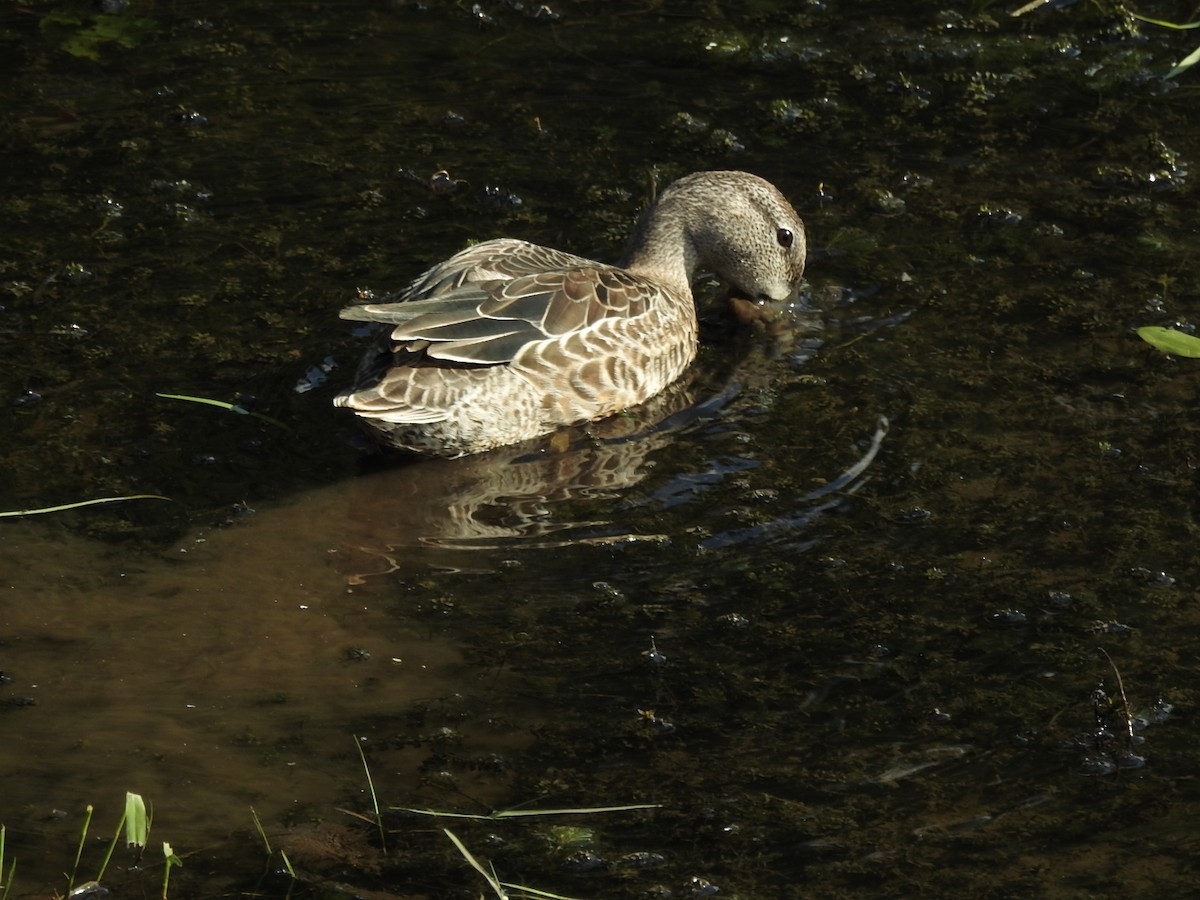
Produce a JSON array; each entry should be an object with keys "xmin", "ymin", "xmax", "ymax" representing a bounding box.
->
[{"xmin": 675, "ymin": 171, "xmax": 807, "ymax": 303}]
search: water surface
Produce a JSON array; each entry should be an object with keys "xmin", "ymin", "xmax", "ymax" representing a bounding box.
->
[{"xmin": 3, "ymin": 1, "xmax": 1200, "ymax": 897}]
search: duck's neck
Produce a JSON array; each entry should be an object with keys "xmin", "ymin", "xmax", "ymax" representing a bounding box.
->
[{"xmin": 618, "ymin": 192, "xmax": 698, "ymax": 295}]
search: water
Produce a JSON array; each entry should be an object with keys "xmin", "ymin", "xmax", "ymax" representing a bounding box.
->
[{"xmin": 3, "ymin": 1, "xmax": 1199, "ymax": 897}]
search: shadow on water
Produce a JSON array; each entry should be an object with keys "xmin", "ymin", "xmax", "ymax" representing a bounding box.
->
[
  {"xmin": 5, "ymin": 0, "xmax": 1200, "ymax": 898},
  {"xmin": 1, "ymin": 358, "xmax": 885, "ymax": 896}
]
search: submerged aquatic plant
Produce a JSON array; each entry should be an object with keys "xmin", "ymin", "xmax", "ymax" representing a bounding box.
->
[
  {"xmin": 395, "ymin": 804, "xmax": 659, "ymax": 897},
  {"xmin": 37, "ymin": 9, "xmax": 156, "ymax": 61}
]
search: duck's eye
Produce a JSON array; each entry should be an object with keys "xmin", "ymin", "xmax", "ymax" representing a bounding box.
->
[{"xmin": 776, "ymin": 228, "xmax": 794, "ymax": 249}]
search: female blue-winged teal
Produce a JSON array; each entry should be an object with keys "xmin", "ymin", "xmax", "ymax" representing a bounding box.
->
[{"xmin": 335, "ymin": 170, "xmax": 806, "ymax": 457}]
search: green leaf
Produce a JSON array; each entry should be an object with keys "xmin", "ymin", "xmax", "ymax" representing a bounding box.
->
[
  {"xmin": 125, "ymin": 793, "xmax": 148, "ymax": 849},
  {"xmin": 1136, "ymin": 326, "xmax": 1200, "ymax": 357}
]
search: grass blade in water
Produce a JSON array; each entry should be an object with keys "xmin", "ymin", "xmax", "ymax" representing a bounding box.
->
[
  {"xmin": 155, "ymin": 392, "xmax": 287, "ymax": 428},
  {"xmin": 0, "ymin": 496, "xmax": 171, "ymax": 518}
]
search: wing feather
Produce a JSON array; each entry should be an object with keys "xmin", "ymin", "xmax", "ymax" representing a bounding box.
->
[
  {"xmin": 340, "ymin": 242, "xmax": 662, "ymax": 376},
  {"xmin": 339, "ymin": 291, "xmax": 491, "ymax": 324},
  {"xmin": 426, "ymin": 331, "xmax": 544, "ymax": 365},
  {"xmin": 384, "ymin": 238, "xmax": 600, "ymax": 304}
]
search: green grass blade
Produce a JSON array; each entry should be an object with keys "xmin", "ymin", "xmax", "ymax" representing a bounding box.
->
[
  {"xmin": 249, "ymin": 807, "xmax": 271, "ymax": 855},
  {"xmin": 1130, "ymin": 12, "xmax": 1200, "ymax": 30},
  {"xmin": 1137, "ymin": 325, "xmax": 1200, "ymax": 356},
  {"xmin": 352, "ymin": 737, "xmax": 386, "ymax": 854},
  {"xmin": 155, "ymin": 392, "xmax": 287, "ymax": 428},
  {"xmin": 491, "ymin": 804, "xmax": 660, "ymax": 818},
  {"xmin": 1, "ymin": 857, "xmax": 14, "ymax": 900},
  {"xmin": 0, "ymin": 495, "xmax": 171, "ymax": 518},
  {"xmin": 394, "ymin": 803, "xmax": 660, "ymax": 820},
  {"xmin": 499, "ymin": 883, "xmax": 586, "ymax": 900},
  {"xmin": 1165, "ymin": 43, "xmax": 1200, "ymax": 78},
  {"xmin": 94, "ymin": 807, "xmax": 127, "ymax": 883},
  {"xmin": 68, "ymin": 805, "xmax": 94, "ymax": 893},
  {"xmin": 444, "ymin": 829, "xmax": 506, "ymax": 899},
  {"xmin": 1010, "ymin": 0, "xmax": 1051, "ymax": 16},
  {"xmin": 155, "ymin": 392, "xmax": 249, "ymax": 413},
  {"xmin": 0, "ymin": 830, "xmax": 9, "ymax": 900}
]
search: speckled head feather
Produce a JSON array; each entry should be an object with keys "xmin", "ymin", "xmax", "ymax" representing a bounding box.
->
[{"xmin": 335, "ymin": 171, "xmax": 806, "ymax": 457}]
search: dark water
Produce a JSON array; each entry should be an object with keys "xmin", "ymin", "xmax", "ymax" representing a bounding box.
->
[{"xmin": 3, "ymin": 1, "xmax": 1200, "ymax": 897}]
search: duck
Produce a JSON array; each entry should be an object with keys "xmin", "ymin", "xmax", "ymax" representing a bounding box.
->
[{"xmin": 334, "ymin": 170, "xmax": 807, "ymax": 457}]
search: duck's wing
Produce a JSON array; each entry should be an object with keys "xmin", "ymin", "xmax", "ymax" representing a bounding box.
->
[
  {"xmin": 345, "ymin": 238, "xmax": 602, "ymax": 310},
  {"xmin": 342, "ymin": 265, "xmax": 659, "ymax": 367}
]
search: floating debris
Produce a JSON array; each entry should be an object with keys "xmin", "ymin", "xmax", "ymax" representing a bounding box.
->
[
  {"xmin": 990, "ymin": 609, "xmax": 1028, "ymax": 626},
  {"xmin": 294, "ymin": 356, "xmax": 338, "ymax": 393},
  {"xmin": 642, "ymin": 636, "xmax": 667, "ymax": 666}
]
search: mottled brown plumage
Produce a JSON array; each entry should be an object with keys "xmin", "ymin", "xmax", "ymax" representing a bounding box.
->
[{"xmin": 335, "ymin": 171, "xmax": 806, "ymax": 457}]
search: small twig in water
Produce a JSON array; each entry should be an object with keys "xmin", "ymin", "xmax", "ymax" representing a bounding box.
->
[{"xmin": 1097, "ymin": 647, "xmax": 1135, "ymax": 751}]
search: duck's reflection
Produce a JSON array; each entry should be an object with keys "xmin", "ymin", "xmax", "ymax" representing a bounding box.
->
[{"xmin": 333, "ymin": 381, "xmax": 706, "ymax": 581}]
